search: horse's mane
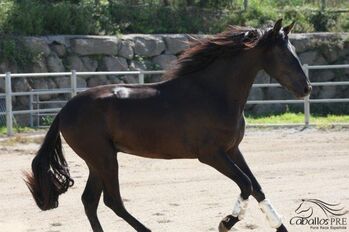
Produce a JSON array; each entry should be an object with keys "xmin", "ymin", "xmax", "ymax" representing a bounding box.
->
[{"xmin": 164, "ymin": 26, "xmax": 267, "ymax": 79}]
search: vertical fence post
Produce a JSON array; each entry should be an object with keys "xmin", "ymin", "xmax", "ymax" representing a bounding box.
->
[
  {"xmin": 303, "ymin": 64, "xmax": 310, "ymax": 127},
  {"xmin": 29, "ymin": 93, "xmax": 33, "ymax": 127},
  {"xmin": 71, "ymin": 70, "xmax": 77, "ymax": 98},
  {"xmin": 35, "ymin": 94, "xmax": 39, "ymax": 127},
  {"xmin": 139, "ymin": 70, "xmax": 144, "ymax": 84},
  {"xmin": 5, "ymin": 72, "xmax": 13, "ymax": 136}
]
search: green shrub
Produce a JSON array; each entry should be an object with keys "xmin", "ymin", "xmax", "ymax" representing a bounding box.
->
[
  {"xmin": 0, "ymin": 0, "xmax": 98, "ymax": 35},
  {"xmin": 0, "ymin": 37, "xmax": 35, "ymax": 70},
  {"xmin": 283, "ymin": 6, "xmax": 313, "ymax": 32},
  {"xmin": 0, "ymin": 0, "xmax": 347, "ymax": 35},
  {"xmin": 105, "ymin": 4, "xmax": 223, "ymax": 34},
  {"xmin": 0, "ymin": 1, "xmax": 44, "ymax": 35},
  {"xmin": 308, "ymin": 11, "xmax": 339, "ymax": 32},
  {"xmin": 220, "ymin": 4, "xmax": 279, "ymax": 29},
  {"xmin": 43, "ymin": 2, "xmax": 97, "ymax": 34}
]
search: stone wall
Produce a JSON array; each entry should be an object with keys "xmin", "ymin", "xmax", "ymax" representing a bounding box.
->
[{"xmin": 0, "ymin": 33, "xmax": 349, "ymax": 124}]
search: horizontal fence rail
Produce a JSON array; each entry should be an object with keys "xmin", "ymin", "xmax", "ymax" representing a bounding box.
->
[{"xmin": 0, "ymin": 64, "xmax": 349, "ymax": 136}]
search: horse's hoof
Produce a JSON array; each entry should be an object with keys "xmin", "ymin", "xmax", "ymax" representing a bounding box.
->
[
  {"xmin": 218, "ymin": 221, "xmax": 229, "ymax": 232},
  {"xmin": 276, "ymin": 224, "xmax": 288, "ymax": 232},
  {"xmin": 218, "ymin": 215, "xmax": 239, "ymax": 232}
]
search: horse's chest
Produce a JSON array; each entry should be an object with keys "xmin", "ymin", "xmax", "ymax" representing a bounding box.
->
[{"xmin": 196, "ymin": 115, "xmax": 245, "ymax": 153}]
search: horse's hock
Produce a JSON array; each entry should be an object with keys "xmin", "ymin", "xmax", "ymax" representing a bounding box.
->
[{"xmin": 1, "ymin": 32, "xmax": 349, "ymax": 124}]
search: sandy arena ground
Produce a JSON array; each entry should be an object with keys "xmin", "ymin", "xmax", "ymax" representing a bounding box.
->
[{"xmin": 0, "ymin": 127, "xmax": 348, "ymax": 232}]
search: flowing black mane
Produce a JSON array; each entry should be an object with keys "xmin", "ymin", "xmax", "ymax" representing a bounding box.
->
[{"xmin": 164, "ymin": 26, "xmax": 267, "ymax": 79}]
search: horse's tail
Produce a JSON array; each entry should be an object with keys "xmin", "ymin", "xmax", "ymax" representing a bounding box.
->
[{"xmin": 24, "ymin": 113, "xmax": 74, "ymax": 210}]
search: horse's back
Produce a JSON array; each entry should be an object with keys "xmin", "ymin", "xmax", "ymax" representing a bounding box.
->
[{"xmin": 56, "ymin": 83, "xmax": 188, "ymax": 158}]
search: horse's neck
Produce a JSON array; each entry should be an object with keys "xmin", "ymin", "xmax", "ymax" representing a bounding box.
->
[{"xmin": 193, "ymin": 52, "xmax": 261, "ymax": 107}]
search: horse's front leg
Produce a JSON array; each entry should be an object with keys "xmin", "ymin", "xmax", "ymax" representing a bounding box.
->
[
  {"xmin": 228, "ymin": 148, "xmax": 288, "ymax": 232},
  {"xmin": 198, "ymin": 150, "xmax": 252, "ymax": 232}
]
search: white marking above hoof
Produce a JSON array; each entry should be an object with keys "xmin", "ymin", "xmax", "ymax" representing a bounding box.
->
[
  {"xmin": 232, "ymin": 195, "xmax": 249, "ymax": 220},
  {"xmin": 259, "ymin": 199, "xmax": 282, "ymax": 228}
]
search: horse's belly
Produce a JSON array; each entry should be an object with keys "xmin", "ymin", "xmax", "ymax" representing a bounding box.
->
[
  {"xmin": 111, "ymin": 126, "xmax": 197, "ymax": 159},
  {"xmin": 114, "ymin": 140, "xmax": 196, "ymax": 159}
]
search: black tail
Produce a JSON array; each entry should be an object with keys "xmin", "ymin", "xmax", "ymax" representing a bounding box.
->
[{"xmin": 24, "ymin": 114, "xmax": 74, "ymax": 210}]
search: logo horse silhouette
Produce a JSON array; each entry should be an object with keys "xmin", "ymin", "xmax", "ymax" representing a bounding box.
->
[{"xmin": 295, "ymin": 199, "xmax": 348, "ymax": 219}]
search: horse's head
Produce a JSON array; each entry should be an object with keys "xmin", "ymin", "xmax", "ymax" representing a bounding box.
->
[{"xmin": 260, "ymin": 19, "xmax": 312, "ymax": 98}]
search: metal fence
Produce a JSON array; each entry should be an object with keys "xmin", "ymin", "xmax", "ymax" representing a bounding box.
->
[{"xmin": 0, "ymin": 64, "xmax": 349, "ymax": 136}]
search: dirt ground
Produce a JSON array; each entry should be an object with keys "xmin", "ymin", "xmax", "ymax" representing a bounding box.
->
[{"xmin": 0, "ymin": 127, "xmax": 348, "ymax": 232}]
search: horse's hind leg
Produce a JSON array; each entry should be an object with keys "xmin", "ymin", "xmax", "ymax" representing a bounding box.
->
[
  {"xmin": 100, "ymin": 151, "xmax": 151, "ymax": 232},
  {"xmin": 228, "ymin": 148, "xmax": 288, "ymax": 232},
  {"xmin": 63, "ymin": 130, "xmax": 150, "ymax": 231},
  {"xmin": 82, "ymin": 167, "xmax": 103, "ymax": 232}
]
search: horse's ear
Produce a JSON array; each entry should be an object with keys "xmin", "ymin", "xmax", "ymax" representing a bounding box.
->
[
  {"xmin": 272, "ymin": 19, "xmax": 283, "ymax": 36},
  {"xmin": 283, "ymin": 21, "xmax": 295, "ymax": 35}
]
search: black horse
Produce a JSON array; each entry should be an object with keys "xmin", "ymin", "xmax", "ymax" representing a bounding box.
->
[{"xmin": 25, "ymin": 19, "xmax": 311, "ymax": 232}]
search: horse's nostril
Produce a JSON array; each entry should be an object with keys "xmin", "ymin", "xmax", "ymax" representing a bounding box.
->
[{"xmin": 304, "ymin": 85, "xmax": 312, "ymax": 95}]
